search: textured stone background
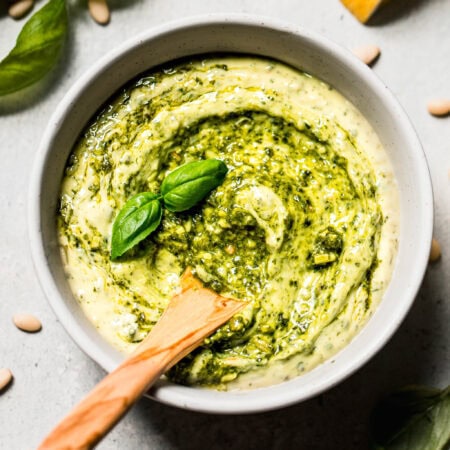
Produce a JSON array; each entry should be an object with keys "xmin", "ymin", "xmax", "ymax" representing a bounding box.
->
[{"xmin": 0, "ymin": 1, "xmax": 448, "ymax": 448}]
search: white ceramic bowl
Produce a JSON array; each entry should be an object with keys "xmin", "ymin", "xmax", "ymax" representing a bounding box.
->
[{"xmin": 29, "ymin": 15, "xmax": 433, "ymax": 414}]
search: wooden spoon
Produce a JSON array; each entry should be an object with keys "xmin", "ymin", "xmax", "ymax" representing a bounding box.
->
[{"xmin": 39, "ymin": 268, "xmax": 245, "ymax": 449}]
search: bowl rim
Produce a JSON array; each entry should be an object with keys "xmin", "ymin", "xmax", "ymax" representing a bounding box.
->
[{"xmin": 28, "ymin": 13, "xmax": 433, "ymax": 414}]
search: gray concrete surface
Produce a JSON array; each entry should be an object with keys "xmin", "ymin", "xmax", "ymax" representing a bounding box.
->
[{"xmin": 0, "ymin": 0, "xmax": 449, "ymax": 448}]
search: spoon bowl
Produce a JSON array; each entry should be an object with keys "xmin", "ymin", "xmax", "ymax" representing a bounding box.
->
[{"xmin": 38, "ymin": 270, "xmax": 245, "ymax": 448}]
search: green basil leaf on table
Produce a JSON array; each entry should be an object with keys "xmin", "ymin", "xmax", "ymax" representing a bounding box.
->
[
  {"xmin": 369, "ymin": 384, "xmax": 450, "ymax": 450},
  {"xmin": 0, "ymin": 0, "xmax": 68, "ymax": 96},
  {"xmin": 111, "ymin": 193, "xmax": 162, "ymax": 260},
  {"xmin": 161, "ymin": 159, "xmax": 228, "ymax": 212}
]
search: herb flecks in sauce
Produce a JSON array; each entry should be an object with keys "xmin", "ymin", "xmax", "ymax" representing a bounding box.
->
[{"xmin": 58, "ymin": 57, "xmax": 399, "ymax": 389}]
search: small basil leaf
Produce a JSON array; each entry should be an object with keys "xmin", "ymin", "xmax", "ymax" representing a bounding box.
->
[
  {"xmin": 111, "ymin": 193, "xmax": 162, "ymax": 259},
  {"xmin": 0, "ymin": 0, "xmax": 68, "ymax": 96},
  {"xmin": 161, "ymin": 159, "xmax": 228, "ymax": 212},
  {"xmin": 370, "ymin": 385, "xmax": 450, "ymax": 450}
]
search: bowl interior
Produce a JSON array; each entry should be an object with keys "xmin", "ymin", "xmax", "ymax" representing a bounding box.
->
[{"xmin": 30, "ymin": 16, "xmax": 433, "ymax": 413}]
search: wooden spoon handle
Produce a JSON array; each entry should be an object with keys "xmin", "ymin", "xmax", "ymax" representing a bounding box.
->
[
  {"xmin": 38, "ymin": 349, "xmax": 169, "ymax": 450},
  {"xmin": 39, "ymin": 272, "xmax": 244, "ymax": 449}
]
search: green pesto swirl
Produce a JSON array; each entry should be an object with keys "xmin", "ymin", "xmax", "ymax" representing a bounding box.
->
[{"xmin": 58, "ymin": 56, "xmax": 390, "ymax": 389}]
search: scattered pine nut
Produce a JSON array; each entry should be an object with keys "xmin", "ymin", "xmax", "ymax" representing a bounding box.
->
[
  {"xmin": 0, "ymin": 368, "xmax": 13, "ymax": 392},
  {"xmin": 8, "ymin": 0, "xmax": 34, "ymax": 20},
  {"xmin": 352, "ymin": 45, "xmax": 381, "ymax": 66},
  {"xmin": 427, "ymin": 99, "xmax": 450, "ymax": 117},
  {"xmin": 13, "ymin": 313, "xmax": 42, "ymax": 333},
  {"xmin": 88, "ymin": 0, "xmax": 110, "ymax": 25},
  {"xmin": 429, "ymin": 238, "xmax": 441, "ymax": 263}
]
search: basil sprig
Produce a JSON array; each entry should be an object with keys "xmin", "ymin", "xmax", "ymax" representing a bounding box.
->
[
  {"xmin": 111, "ymin": 159, "xmax": 228, "ymax": 259},
  {"xmin": 111, "ymin": 193, "xmax": 162, "ymax": 260},
  {"xmin": 161, "ymin": 159, "xmax": 228, "ymax": 212},
  {"xmin": 0, "ymin": 0, "xmax": 68, "ymax": 96},
  {"xmin": 370, "ymin": 384, "xmax": 450, "ymax": 450}
]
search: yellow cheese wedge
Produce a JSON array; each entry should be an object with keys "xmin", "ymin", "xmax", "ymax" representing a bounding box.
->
[{"xmin": 340, "ymin": 0, "xmax": 390, "ymax": 23}]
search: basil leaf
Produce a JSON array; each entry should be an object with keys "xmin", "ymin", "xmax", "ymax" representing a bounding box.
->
[
  {"xmin": 370, "ymin": 385, "xmax": 450, "ymax": 450},
  {"xmin": 161, "ymin": 159, "xmax": 228, "ymax": 212},
  {"xmin": 111, "ymin": 193, "xmax": 162, "ymax": 259},
  {"xmin": 0, "ymin": 0, "xmax": 68, "ymax": 96}
]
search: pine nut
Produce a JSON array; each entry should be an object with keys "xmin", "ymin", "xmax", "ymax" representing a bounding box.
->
[
  {"xmin": 88, "ymin": 0, "xmax": 110, "ymax": 25},
  {"xmin": 427, "ymin": 99, "xmax": 450, "ymax": 117},
  {"xmin": 0, "ymin": 368, "xmax": 13, "ymax": 391},
  {"xmin": 352, "ymin": 45, "xmax": 381, "ymax": 66},
  {"xmin": 13, "ymin": 313, "xmax": 42, "ymax": 332},
  {"xmin": 8, "ymin": 0, "xmax": 34, "ymax": 20},
  {"xmin": 225, "ymin": 245, "xmax": 236, "ymax": 255},
  {"xmin": 429, "ymin": 238, "xmax": 441, "ymax": 263}
]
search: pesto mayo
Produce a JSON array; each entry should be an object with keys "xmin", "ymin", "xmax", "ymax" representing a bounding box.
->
[{"xmin": 58, "ymin": 56, "xmax": 399, "ymax": 389}]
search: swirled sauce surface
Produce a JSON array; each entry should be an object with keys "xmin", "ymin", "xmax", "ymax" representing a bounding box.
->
[{"xmin": 58, "ymin": 56, "xmax": 399, "ymax": 389}]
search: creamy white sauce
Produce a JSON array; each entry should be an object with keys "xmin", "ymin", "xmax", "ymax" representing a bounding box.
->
[{"xmin": 58, "ymin": 57, "xmax": 399, "ymax": 389}]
